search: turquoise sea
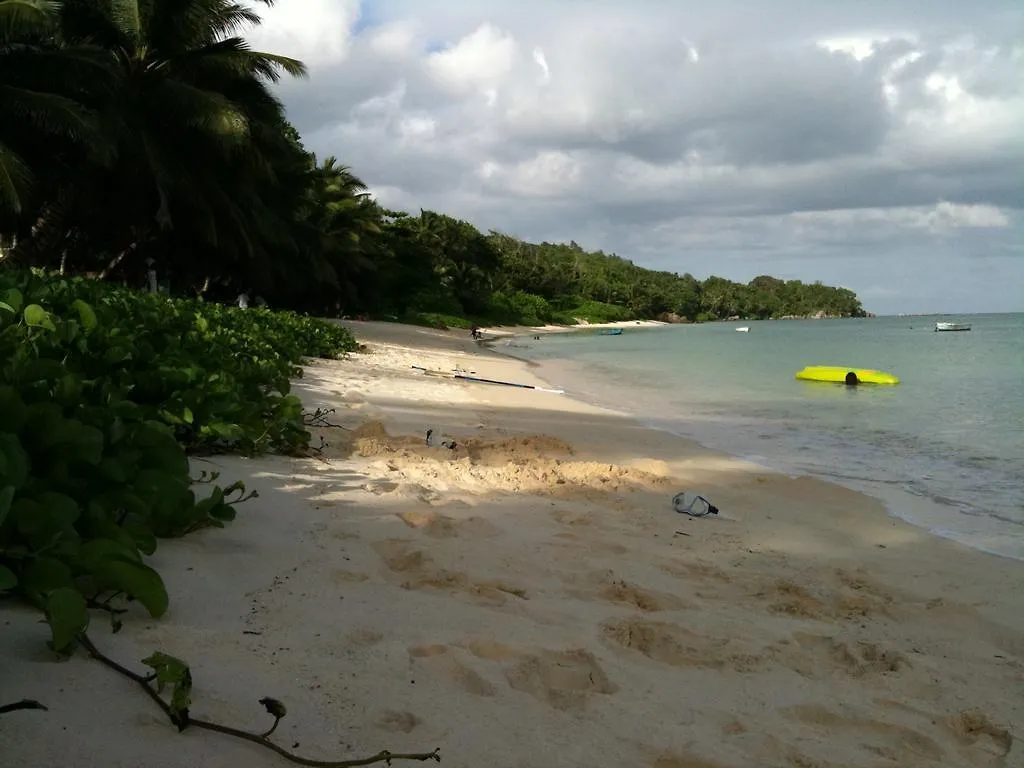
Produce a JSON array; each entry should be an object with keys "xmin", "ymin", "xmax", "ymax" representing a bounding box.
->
[{"xmin": 512, "ymin": 314, "xmax": 1024, "ymax": 561}]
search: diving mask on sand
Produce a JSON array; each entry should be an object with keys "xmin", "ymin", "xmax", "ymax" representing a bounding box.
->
[{"xmin": 672, "ymin": 492, "xmax": 719, "ymax": 518}]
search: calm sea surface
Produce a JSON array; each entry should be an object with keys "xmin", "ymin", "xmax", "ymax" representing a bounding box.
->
[{"xmin": 512, "ymin": 314, "xmax": 1024, "ymax": 560}]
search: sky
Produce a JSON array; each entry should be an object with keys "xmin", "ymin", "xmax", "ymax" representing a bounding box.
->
[{"xmin": 246, "ymin": 0, "xmax": 1023, "ymax": 315}]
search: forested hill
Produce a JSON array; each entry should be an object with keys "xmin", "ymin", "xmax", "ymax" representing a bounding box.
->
[{"xmin": 0, "ymin": 1, "xmax": 864, "ymax": 327}]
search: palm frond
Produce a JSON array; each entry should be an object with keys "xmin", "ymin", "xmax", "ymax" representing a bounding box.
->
[
  {"xmin": 0, "ymin": 140, "xmax": 32, "ymax": 214},
  {"xmin": 108, "ymin": 0, "xmax": 143, "ymax": 45},
  {"xmin": 0, "ymin": 83, "xmax": 96, "ymax": 140},
  {"xmin": 0, "ymin": 0, "xmax": 60, "ymax": 43},
  {"xmin": 155, "ymin": 78, "xmax": 251, "ymax": 140},
  {"xmin": 186, "ymin": 35, "xmax": 306, "ymax": 81}
]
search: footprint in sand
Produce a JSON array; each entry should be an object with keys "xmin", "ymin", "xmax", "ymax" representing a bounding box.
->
[
  {"xmin": 331, "ymin": 569, "xmax": 369, "ymax": 585},
  {"xmin": 372, "ymin": 539, "xmax": 528, "ymax": 605},
  {"xmin": 660, "ymin": 558, "xmax": 733, "ymax": 585},
  {"xmin": 397, "ymin": 509, "xmax": 499, "ymax": 538},
  {"xmin": 943, "ymin": 711, "xmax": 1014, "ymax": 765},
  {"xmin": 781, "ymin": 703, "xmax": 949, "ymax": 765},
  {"xmin": 462, "ymin": 640, "xmax": 618, "ymax": 712},
  {"xmin": 599, "ymin": 579, "xmax": 689, "ymax": 613},
  {"xmin": 652, "ymin": 754, "xmax": 736, "ymax": 768},
  {"xmin": 757, "ymin": 575, "xmax": 895, "ymax": 622},
  {"xmin": 566, "ymin": 570, "xmax": 689, "ymax": 612},
  {"xmin": 600, "ymin": 618, "xmax": 764, "ymax": 672},
  {"xmin": 783, "ymin": 632, "xmax": 909, "ymax": 679},
  {"xmin": 407, "ymin": 644, "xmax": 495, "ymax": 697},
  {"xmin": 375, "ymin": 710, "xmax": 422, "ymax": 733}
]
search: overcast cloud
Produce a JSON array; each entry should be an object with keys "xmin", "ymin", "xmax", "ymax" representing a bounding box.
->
[{"xmin": 247, "ymin": 0, "xmax": 1023, "ymax": 314}]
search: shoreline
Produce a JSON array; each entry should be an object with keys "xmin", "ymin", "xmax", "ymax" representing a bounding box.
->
[
  {"xmin": 521, "ymin": 352, "xmax": 1024, "ymax": 564},
  {"xmin": 4, "ymin": 321, "xmax": 1021, "ymax": 767}
]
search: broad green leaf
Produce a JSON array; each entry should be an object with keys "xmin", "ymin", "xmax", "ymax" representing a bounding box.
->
[
  {"xmin": 0, "ymin": 434, "xmax": 30, "ymax": 488},
  {"xmin": 2, "ymin": 288, "xmax": 23, "ymax": 313},
  {"xmin": 0, "ymin": 484, "xmax": 14, "ymax": 527},
  {"xmin": 70, "ymin": 299, "xmax": 98, "ymax": 332},
  {"xmin": 111, "ymin": 400, "xmax": 143, "ymax": 421},
  {"xmin": 20, "ymin": 556, "xmax": 75, "ymax": 596},
  {"xmin": 171, "ymin": 669, "xmax": 193, "ymax": 720},
  {"xmin": 31, "ymin": 492, "xmax": 81, "ymax": 530},
  {"xmin": 44, "ymin": 588, "xmax": 90, "ymax": 652},
  {"xmin": 94, "ymin": 556, "xmax": 168, "ymax": 618},
  {"xmin": 0, "ymin": 565, "xmax": 17, "ymax": 591},
  {"xmin": 95, "ymin": 457, "xmax": 127, "ymax": 483},
  {"xmin": 23, "ymin": 304, "xmax": 56, "ymax": 331},
  {"xmin": 71, "ymin": 425, "xmax": 104, "ymax": 465},
  {"xmin": 124, "ymin": 523, "xmax": 157, "ymax": 556},
  {"xmin": 141, "ymin": 651, "xmax": 190, "ymax": 691},
  {"xmin": 16, "ymin": 358, "xmax": 65, "ymax": 384},
  {"xmin": 76, "ymin": 537, "xmax": 142, "ymax": 571},
  {"xmin": 103, "ymin": 345, "xmax": 132, "ymax": 364}
]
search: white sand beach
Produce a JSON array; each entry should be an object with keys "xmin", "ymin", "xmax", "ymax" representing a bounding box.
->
[
  {"xmin": 3, "ymin": 320, "xmax": 1021, "ymax": 768},
  {"xmin": 475, "ymin": 319, "xmax": 668, "ymax": 339}
]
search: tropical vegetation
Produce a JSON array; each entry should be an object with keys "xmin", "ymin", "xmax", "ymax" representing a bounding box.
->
[
  {"xmin": 0, "ymin": 0, "xmax": 862, "ymax": 656},
  {"xmin": 0, "ymin": 269, "xmax": 356, "ymax": 651},
  {"xmin": 0, "ymin": 0, "xmax": 864, "ymax": 328}
]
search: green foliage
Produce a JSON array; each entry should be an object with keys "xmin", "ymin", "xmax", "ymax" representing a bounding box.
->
[
  {"xmin": 551, "ymin": 299, "xmax": 633, "ymax": 325},
  {"xmin": 0, "ymin": 270, "xmax": 355, "ymax": 651},
  {"xmin": 400, "ymin": 311, "xmax": 474, "ymax": 330},
  {"xmin": 487, "ymin": 291, "xmax": 553, "ymax": 327},
  {"xmin": 0, "ymin": 0, "xmax": 865, "ymax": 329},
  {"xmin": 142, "ymin": 651, "xmax": 193, "ymax": 726}
]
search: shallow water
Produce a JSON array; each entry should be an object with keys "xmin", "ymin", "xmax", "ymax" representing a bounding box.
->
[{"xmin": 514, "ymin": 314, "xmax": 1024, "ymax": 560}]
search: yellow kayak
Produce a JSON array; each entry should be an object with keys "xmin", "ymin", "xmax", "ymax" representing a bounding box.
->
[{"xmin": 795, "ymin": 366, "xmax": 900, "ymax": 385}]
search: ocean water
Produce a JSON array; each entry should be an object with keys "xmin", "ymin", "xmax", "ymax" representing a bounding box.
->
[{"xmin": 512, "ymin": 314, "xmax": 1024, "ymax": 561}]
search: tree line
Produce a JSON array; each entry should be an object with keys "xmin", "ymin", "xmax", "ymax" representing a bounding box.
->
[{"xmin": 0, "ymin": 0, "xmax": 865, "ymax": 326}]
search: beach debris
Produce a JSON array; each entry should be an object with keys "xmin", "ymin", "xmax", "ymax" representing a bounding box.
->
[
  {"xmin": 411, "ymin": 365, "xmax": 565, "ymax": 394},
  {"xmin": 672, "ymin": 492, "xmax": 719, "ymax": 518},
  {"xmin": 453, "ymin": 373, "xmax": 565, "ymax": 394},
  {"xmin": 425, "ymin": 429, "xmax": 458, "ymax": 450}
]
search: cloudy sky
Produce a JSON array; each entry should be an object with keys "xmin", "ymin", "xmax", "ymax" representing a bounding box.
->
[{"xmin": 248, "ymin": 0, "xmax": 1023, "ymax": 315}]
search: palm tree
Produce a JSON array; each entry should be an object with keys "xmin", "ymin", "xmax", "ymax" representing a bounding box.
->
[
  {"xmin": 0, "ymin": 0, "xmax": 97, "ymax": 230},
  {"xmin": 8, "ymin": 0, "xmax": 309, "ymax": 280}
]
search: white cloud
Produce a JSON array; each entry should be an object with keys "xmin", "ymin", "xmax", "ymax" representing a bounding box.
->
[
  {"xmin": 247, "ymin": 0, "xmax": 360, "ymax": 69},
  {"xmin": 426, "ymin": 23, "xmax": 518, "ymax": 95},
  {"xmin": 532, "ymin": 48, "xmax": 550, "ymax": 84},
  {"xmin": 247, "ymin": 0, "xmax": 1024, "ymax": 313}
]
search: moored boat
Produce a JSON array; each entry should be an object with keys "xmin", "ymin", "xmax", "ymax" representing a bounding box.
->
[{"xmin": 934, "ymin": 322, "xmax": 971, "ymax": 332}]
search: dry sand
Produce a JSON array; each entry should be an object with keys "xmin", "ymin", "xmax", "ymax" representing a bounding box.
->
[{"xmin": 2, "ymin": 320, "xmax": 1022, "ymax": 768}]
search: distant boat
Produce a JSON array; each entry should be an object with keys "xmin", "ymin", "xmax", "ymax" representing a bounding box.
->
[
  {"xmin": 934, "ymin": 322, "xmax": 971, "ymax": 332},
  {"xmin": 596, "ymin": 328, "xmax": 623, "ymax": 336},
  {"xmin": 735, "ymin": 327, "xmax": 750, "ymax": 333}
]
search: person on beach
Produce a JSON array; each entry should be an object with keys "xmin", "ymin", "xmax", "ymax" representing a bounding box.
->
[
  {"xmin": 470, "ymin": 325, "xmax": 483, "ymax": 341},
  {"xmin": 845, "ymin": 371, "xmax": 859, "ymax": 386}
]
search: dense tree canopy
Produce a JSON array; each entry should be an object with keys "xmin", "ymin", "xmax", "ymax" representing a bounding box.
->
[{"xmin": 0, "ymin": 0, "xmax": 866, "ymax": 326}]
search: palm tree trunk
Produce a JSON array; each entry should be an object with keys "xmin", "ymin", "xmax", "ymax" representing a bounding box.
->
[{"xmin": 97, "ymin": 243, "xmax": 138, "ymax": 280}]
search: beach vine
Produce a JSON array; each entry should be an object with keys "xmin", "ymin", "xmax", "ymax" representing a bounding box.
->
[{"xmin": 0, "ymin": 271, "xmax": 439, "ymax": 764}]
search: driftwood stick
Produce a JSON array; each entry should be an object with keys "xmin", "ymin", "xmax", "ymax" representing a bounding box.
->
[{"xmin": 79, "ymin": 634, "xmax": 441, "ymax": 767}]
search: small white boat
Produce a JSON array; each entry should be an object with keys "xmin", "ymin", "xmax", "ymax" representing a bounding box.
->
[
  {"xmin": 735, "ymin": 326, "xmax": 750, "ymax": 333},
  {"xmin": 935, "ymin": 321, "xmax": 971, "ymax": 332}
]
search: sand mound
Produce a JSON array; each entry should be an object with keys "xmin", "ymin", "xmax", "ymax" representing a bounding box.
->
[{"xmin": 311, "ymin": 421, "xmax": 671, "ymax": 498}]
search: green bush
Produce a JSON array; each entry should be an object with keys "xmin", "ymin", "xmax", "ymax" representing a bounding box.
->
[
  {"xmin": 0, "ymin": 270, "xmax": 356, "ymax": 652},
  {"xmin": 400, "ymin": 311, "xmax": 474, "ymax": 330},
  {"xmin": 488, "ymin": 290, "xmax": 553, "ymax": 326},
  {"xmin": 551, "ymin": 299, "xmax": 634, "ymax": 325}
]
